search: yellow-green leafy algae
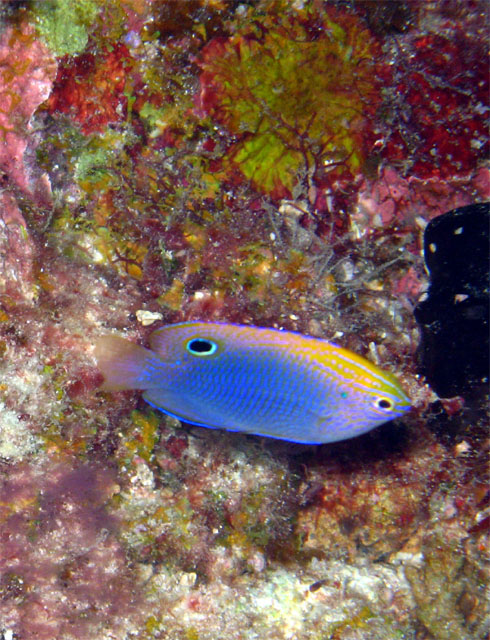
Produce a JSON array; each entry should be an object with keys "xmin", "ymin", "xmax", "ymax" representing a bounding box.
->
[
  {"xmin": 198, "ymin": 2, "xmax": 381, "ymax": 198},
  {"xmin": 32, "ymin": 0, "xmax": 99, "ymax": 56}
]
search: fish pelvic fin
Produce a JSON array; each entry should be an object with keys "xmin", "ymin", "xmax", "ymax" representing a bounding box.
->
[{"xmin": 94, "ymin": 335, "xmax": 158, "ymax": 391}]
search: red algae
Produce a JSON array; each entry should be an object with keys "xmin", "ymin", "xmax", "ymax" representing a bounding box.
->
[
  {"xmin": 0, "ymin": 0, "xmax": 487, "ymax": 638},
  {"xmin": 380, "ymin": 19, "xmax": 488, "ymax": 179},
  {"xmin": 47, "ymin": 43, "xmax": 133, "ymax": 135}
]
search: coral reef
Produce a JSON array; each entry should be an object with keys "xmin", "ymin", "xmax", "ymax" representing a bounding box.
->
[{"xmin": 0, "ymin": 1, "xmax": 488, "ymax": 639}]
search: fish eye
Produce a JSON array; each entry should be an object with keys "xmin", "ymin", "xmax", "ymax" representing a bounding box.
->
[
  {"xmin": 186, "ymin": 338, "xmax": 218, "ymax": 356},
  {"xmin": 374, "ymin": 397, "xmax": 394, "ymax": 411}
]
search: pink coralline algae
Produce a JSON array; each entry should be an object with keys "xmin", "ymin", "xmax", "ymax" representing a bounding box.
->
[
  {"xmin": 0, "ymin": 192, "xmax": 36, "ymax": 302},
  {"xmin": 0, "ymin": 22, "xmax": 56, "ymax": 204},
  {"xmin": 356, "ymin": 165, "xmax": 489, "ymax": 229},
  {"xmin": 353, "ymin": 165, "xmax": 489, "ymax": 305}
]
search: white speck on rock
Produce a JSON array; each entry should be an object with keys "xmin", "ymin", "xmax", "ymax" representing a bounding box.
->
[
  {"xmin": 136, "ymin": 309, "xmax": 163, "ymax": 326},
  {"xmin": 0, "ymin": 402, "xmax": 39, "ymax": 460}
]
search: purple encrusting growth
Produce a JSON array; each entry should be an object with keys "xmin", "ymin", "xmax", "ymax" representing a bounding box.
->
[{"xmin": 0, "ymin": 461, "xmax": 143, "ymax": 639}]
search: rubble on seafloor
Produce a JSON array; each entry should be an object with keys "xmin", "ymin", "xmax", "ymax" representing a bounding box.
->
[{"xmin": 0, "ymin": 1, "xmax": 488, "ymax": 639}]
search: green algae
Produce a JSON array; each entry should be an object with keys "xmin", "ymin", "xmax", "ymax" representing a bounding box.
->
[
  {"xmin": 74, "ymin": 138, "xmax": 117, "ymax": 185},
  {"xmin": 33, "ymin": 0, "xmax": 99, "ymax": 56}
]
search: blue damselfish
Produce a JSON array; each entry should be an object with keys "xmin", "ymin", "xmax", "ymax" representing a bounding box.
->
[{"xmin": 95, "ymin": 322, "xmax": 410, "ymax": 444}]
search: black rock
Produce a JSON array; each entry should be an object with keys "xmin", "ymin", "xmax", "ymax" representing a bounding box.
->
[{"xmin": 414, "ymin": 202, "xmax": 489, "ymax": 398}]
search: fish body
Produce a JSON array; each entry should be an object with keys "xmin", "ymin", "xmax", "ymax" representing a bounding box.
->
[{"xmin": 95, "ymin": 322, "xmax": 410, "ymax": 444}]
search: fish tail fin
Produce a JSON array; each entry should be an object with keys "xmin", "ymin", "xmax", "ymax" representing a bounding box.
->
[{"xmin": 94, "ymin": 335, "xmax": 158, "ymax": 391}]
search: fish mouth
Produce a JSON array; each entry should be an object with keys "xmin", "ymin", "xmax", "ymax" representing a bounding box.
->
[
  {"xmin": 391, "ymin": 389, "xmax": 411, "ymax": 412},
  {"xmin": 399, "ymin": 388, "xmax": 412, "ymax": 408}
]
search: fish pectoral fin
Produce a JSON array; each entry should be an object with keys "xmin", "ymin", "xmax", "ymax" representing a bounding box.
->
[{"xmin": 142, "ymin": 389, "xmax": 228, "ymax": 431}]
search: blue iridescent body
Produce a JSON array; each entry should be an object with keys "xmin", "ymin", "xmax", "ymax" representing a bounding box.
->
[{"xmin": 95, "ymin": 322, "xmax": 411, "ymax": 444}]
